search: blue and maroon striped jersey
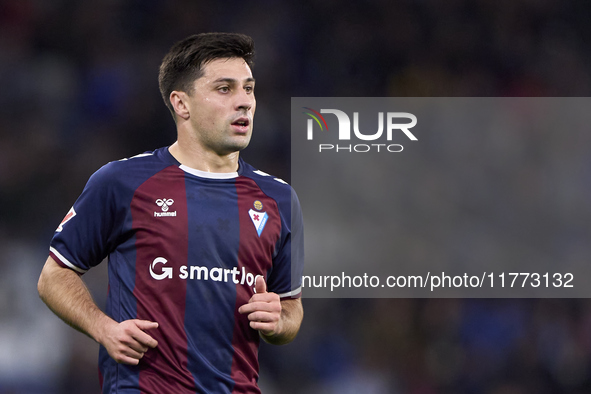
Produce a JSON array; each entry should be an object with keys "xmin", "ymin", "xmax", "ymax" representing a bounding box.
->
[{"xmin": 49, "ymin": 147, "xmax": 304, "ymax": 394}]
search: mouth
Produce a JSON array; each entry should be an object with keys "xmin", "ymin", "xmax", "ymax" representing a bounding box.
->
[{"xmin": 231, "ymin": 117, "xmax": 251, "ymax": 133}]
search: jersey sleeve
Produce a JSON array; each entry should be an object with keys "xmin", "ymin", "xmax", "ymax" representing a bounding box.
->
[
  {"xmin": 267, "ymin": 187, "xmax": 304, "ymax": 299},
  {"xmin": 49, "ymin": 164, "xmax": 123, "ymax": 274}
]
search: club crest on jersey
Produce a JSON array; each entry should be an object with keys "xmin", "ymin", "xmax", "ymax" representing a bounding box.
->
[
  {"xmin": 56, "ymin": 206, "xmax": 76, "ymax": 232},
  {"xmin": 248, "ymin": 209, "xmax": 268, "ymax": 237},
  {"xmin": 154, "ymin": 199, "xmax": 177, "ymax": 217}
]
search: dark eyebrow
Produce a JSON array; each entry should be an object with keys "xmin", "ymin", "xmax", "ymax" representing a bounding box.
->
[{"xmin": 213, "ymin": 77, "xmax": 256, "ymax": 84}]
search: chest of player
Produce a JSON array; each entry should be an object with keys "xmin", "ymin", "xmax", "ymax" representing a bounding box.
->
[{"xmin": 128, "ymin": 171, "xmax": 282, "ymax": 273}]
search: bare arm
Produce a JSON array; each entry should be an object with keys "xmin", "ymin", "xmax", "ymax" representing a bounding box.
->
[
  {"xmin": 37, "ymin": 256, "xmax": 158, "ymax": 364},
  {"xmin": 238, "ymin": 276, "xmax": 304, "ymax": 345}
]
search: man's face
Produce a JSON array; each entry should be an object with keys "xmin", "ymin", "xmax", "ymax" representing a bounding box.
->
[{"xmin": 185, "ymin": 57, "xmax": 256, "ymax": 156}]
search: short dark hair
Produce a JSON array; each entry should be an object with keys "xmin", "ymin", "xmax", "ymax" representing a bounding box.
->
[{"xmin": 158, "ymin": 32, "xmax": 255, "ymax": 117}]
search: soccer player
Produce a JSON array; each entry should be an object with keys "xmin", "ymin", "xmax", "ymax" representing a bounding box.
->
[{"xmin": 37, "ymin": 32, "xmax": 304, "ymax": 393}]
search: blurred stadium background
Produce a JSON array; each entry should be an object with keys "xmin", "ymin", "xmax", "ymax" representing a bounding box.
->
[{"xmin": 1, "ymin": 0, "xmax": 591, "ymax": 393}]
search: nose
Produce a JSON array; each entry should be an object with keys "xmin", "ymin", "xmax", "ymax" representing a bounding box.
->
[{"xmin": 235, "ymin": 89, "xmax": 255, "ymax": 112}]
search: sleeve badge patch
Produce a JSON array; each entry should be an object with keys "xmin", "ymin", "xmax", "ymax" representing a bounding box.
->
[{"xmin": 56, "ymin": 206, "xmax": 76, "ymax": 232}]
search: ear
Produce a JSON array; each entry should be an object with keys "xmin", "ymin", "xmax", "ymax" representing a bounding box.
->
[{"xmin": 169, "ymin": 91, "xmax": 190, "ymax": 120}]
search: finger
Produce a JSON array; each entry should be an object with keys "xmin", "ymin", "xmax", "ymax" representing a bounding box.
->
[
  {"xmin": 246, "ymin": 310, "xmax": 278, "ymax": 323},
  {"xmin": 239, "ymin": 300, "xmax": 280, "ymax": 315},
  {"xmin": 238, "ymin": 302, "xmax": 280, "ymax": 315},
  {"xmin": 238, "ymin": 302, "xmax": 256, "ymax": 315},
  {"xmin": 248, "ymin": 293, "xmax": 280, "ymax": 303},
  {"xmin": 118, "ymin": 347, "xmax": 145, "ymax": 363},
  {"xmin": 131, "ymin": 328, "xmax": 159, "ymax": 348},
  {"xmin": 254, "ymin": 275, "xmax": 267, "ymax": 294},
  {"xmin": 238, "ymin": 302, "xmax": 260, "ymax": 315},
  {"xmin": 134, "ymin": 320, "xmax": 159, "ymax": 331},
  {"xmin": 115, "ymin": 355, "xmax": 141, "ymax": 365},
  {"xmin": 124, "ymin": 338, "xmax": 149, "ymax": 353}
]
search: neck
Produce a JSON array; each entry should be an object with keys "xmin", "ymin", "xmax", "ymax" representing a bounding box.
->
[{"xmin": 169, "ymin": 140, "xmax": 240, "ymax": 173}]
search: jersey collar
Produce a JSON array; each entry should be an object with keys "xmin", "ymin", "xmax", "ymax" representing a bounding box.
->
[
  {"xmin": 163, "ymin": 146, "xmax": 243, "ymax": 179},
  {"xmin": 179, "ymin": 165, "xmax": 238, "ymax": 179}
]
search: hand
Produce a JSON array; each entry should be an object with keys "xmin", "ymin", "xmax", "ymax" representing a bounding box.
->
[
  {"xmin": 238, "ymin": 276, "xmax": 282, "ymax": 337},
  {"xmin": 99, "ymin": 319, "xmax": 159, "ymax": 365}
]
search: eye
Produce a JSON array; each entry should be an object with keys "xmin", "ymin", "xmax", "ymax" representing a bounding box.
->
[
  {"xmin": 218, "ymin": 86, "xmax": 230, "ymax": 93},
  {"xmin": 245, "ymin": 85, "xmax": 254, "ymax": 94}
]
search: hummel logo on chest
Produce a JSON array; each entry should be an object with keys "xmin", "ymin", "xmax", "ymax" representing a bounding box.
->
[{"xmin": 154, "ymin": 199, "xmax": 177, "ymax": 217}]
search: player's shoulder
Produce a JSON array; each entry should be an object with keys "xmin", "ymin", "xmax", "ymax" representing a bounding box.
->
[
  {"xmin": 239, "ymin": 159, "xmax": 301, "ymax": 214},
  {"xmin": 87, "ymin": 147, "xmax": 175, "ymax": 188},
  {"xmin": 239, "ymin": 160, "xmax": 293, "ymax": 192},
  {"xmin": 103, "ymin": 148, "xmax": 168, "ymax": 171}
]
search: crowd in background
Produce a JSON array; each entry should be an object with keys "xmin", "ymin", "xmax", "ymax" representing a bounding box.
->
[{"xmin": 1, "ymin": 0, "xmax": 591, "ymax": 393}]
